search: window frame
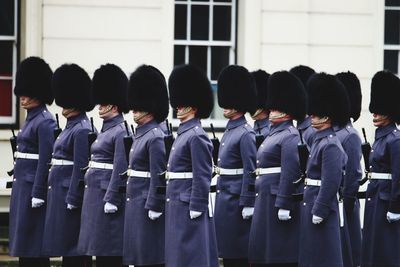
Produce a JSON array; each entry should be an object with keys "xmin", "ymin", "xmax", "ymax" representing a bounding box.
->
[{"xmin": 384, "ymin": 4, "xmax": 400, "ymax": 74}]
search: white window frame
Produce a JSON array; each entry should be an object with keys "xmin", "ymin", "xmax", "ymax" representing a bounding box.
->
[
  {"xmin": 384, "ymin": 4, "xmax": 400, "ymax": 74},
  {"xmin": 173, "ymin": 0, "xmax": 237, "ymax": 129},
  {"xmin": 0, "ymin": 0, "xmax": 18, "ymax": 126}
]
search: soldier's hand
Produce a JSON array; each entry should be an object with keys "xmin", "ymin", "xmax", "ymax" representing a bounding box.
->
[
  {"xmin": 67, "ymin": 203, "xmax": 78, "ymax": 210},
  {"xmin": 148, "ymin": 210, "xmax": 163, "ymax": 220},
  {"xmin": 312, "ymin": 215, "xmax": 323, "ymax": 224},
  {"xmin": 278, "ymin": 209, "xmax": 291, "ymax": 221},
  {"xmin": 31, "ymin": 197, "xmax": 45, "ymax": 208},
  {"xmin": 104, "ymin": 202, "xmax": 118, "ymax": 213},
  {"xmin": 387, "ymin": 212, "xmax": 400, "ymax": 223},
  {"xmin": 242, "ymin": 207, "xmax": 254, "ymax": 219},
  {"xmin": 189, "ymin": 210, "xmax": 202, "ymax": 219}
]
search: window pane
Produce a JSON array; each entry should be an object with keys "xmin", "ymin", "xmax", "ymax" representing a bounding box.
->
[
  {"xmin": 214, "ymin": 0, "xmax": 232, "ymax": 2},
  {"xmin": 192, "ymin": 0, "xmax": 210, "ymax": 1},
  {"xmin": 384, "ymin": 50, "xmax": 398, "ymax": 73},
  {"xmin": 211, "ymin": 46, "xmax": 230, "ymax": 80},
  {"xmin": 189, "ymin": 46, "xmax": 207, "ymax": 73},
  {"xmin": 385, "ymin": 10, "xmax": 400, "ymax": 44},
  {"xmin": 213, "ymin": 6, "xmax": 231, "ymax": 41},
  {"xmin": 191, "ymin": 5, "xmax": 209, "ymax": 40},
  {"xmin": 0, "ymin": 0, "xmax": 15, "ymax": 36},
  {"xmin": 386, "ymin": 0, "xmax": 400, "ymax": 6},
  {"xmin": 0, "ymin": 79, "xmax": 12, "ymax": 116},
  {"xmin": 0, "ymin": 41, "xmax": 13, "ymax": 76},
  {"xmin": 174, "ymin": 45, "xmax": 186, "ymax": 66},
  {"xmin": 175, "ymin": 4, "xmax": 187, "ymax": 40}
]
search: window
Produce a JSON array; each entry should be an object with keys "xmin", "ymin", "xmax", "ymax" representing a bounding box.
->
[
  {"xmin": 173, "ymin": 0, "xmax": 237, "ymax": 126},
  {"xmin": 384, "ymin": 0, "xmax": 400, "ymax": 74},
  {"xmin": 0, "ymin": 0, "xmax": 19, "ymax": 128}
]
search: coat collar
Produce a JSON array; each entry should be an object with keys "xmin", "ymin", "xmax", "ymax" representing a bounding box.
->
[
  {"xmin": 66, "ymin": 112, "xmax": 88, "ymax": 129},
  {"xmin": 226, "ymin": 115, "xmax": 247, "ymax": 130},
  {"xmin": 297, "ymin": 116, "xmax": 311, "ymax": 131},
  {"xmin": 375, "ymin": 123, "xmax": 397, "ymax": 140},
  {"xmin": 269, "ymin": 120, "xmax": 294, "ymax": 136},
  {"xmin": 26, "ymin": 105, "xmax": 47, "ymax": 121},
  {"xmin": 177, "ymin": 118, "xmax": 201, "ymax": 135},
  {"xmin": 333, "ymin": 121, "xmax": 352, "ymax": 133},
  {"xmin": 313, "ymin": 127, "xmax": 335, "ymax": 141},
  {"xmin": 135, "ymin": 119, "xmax": 159, "ymax": 138},
  {"xmin": 101, "ymin": 114, "xmax": 124, "ymax": 132},
  {"xmin": 254, "ymin": 118, "xmax": 269, "ymax": 132}
]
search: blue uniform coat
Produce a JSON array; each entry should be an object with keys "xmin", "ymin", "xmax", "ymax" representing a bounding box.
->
[
  {"xmin": 249, "ymin": 120, "xmax": 301, "ymax": 264},
  {"xmin": 334, "ymin": 122, "xmax": 362, "ymax": 267},
  {"xmin": 42, "ymin": 113, "xmax": 92, "ymax": 256},
  {"xmin": 253, "ymin": 117, "xmax": 270, "ymax": 138},
  {"xmin": 9, "ymin": 105, "xmax": 56, "ymax": 257},
  {"xmin": 214, "ymin": 116, "xmax": 257, "ymax": 258},
  {"xmin": 164, "ymin": 118, "xmax": 219, "ymax": 267},
  {"xmin": 123, "ymin": 120, "xmax": 166, "ymax": 265},
  {"xmin": 298, "ymin": 127, "xmax": 347, "ymax": 267},
  {"xmin": 361, "ymin": 123, "xmax": 400, "ymax": 267},
  {"xmin": 78, "ymin": 114, "xmax": 127, "ymax": 256},
  {"xmin": 297, "ymin": 116, "xmax": 316, "ymax": 150}
]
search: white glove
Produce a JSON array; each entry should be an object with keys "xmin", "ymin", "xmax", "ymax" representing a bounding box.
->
[
  {"xmin": 104, "ymin": 202, "xmax": 118, "ymax": 214},
  {"xmin": 148, "ymin": 210, "xmax": 163, "ymax": 220},
  {"xmin": 67, "ymin": 203, "xmax": 77, "ymax": 210},
  {"xmin": 189, "ymin": 210, "xmax": 202, "ymax": 219},
  {"xmin": 312, "ymin": 215, "xmax": 323, "ymax": 224},
  {"xmin": 31, "ymin": 197, "xmax": 45, "ymax": 208},
  {"xmin": 242, "ymin": 207, "xmax": 254, "ymax": 219},
  {"xmin": 387, "ymin": 212, "xmax": 400, "ymax": 223},
  {"xmin": 278, "ymin": 209, "xmax": 291, "ymax": 221}
]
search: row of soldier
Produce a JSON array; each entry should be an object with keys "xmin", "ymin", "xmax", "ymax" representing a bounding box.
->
[{"xmin": 6, "ymin": 56, "xmax": 400, "ymax": 267}]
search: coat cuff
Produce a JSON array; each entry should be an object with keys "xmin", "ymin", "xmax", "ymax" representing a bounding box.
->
[
  {"xmin": 189, "ymin": 196, "xmax": 208, "ymax": 212},
  {"xmin": 66, "ymin": 193, "xmax": 82, "ymax": 207},
  {"xmin": 104, "ymin": 191, "xmax": 122, "ymax": 207},
  {"xmin": 312, "ymin": 201, "xmax": 331, "ymax": 219},
  {"xmin": 32, "ymin": 185, "xmax": 47, "ymax": 200},
  {"xmin": 275, "ymin": 194, "xmax": 293, "ymax": 210},
  {"xmin": 145, "ymin": 196, "xmax": 165, "ymax": 212},
  {"xmin": 239, "ymin": 195, "xmax": 255, "ymax": 207},
  {"xmin": 389, "ymin": 200, "xmax": 400, "ymax": 213}
]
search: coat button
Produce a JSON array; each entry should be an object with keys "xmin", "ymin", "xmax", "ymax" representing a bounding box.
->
[
  {"xmin": 48, "ymin": 186, "xmax": 51, "ymax": 190},
  {"xmin": 126, "ymin": 181, "xmax": 129, "ymax": 185},
  {"xmin": 303, "ymin": 202, "xmax": 306, "ymax": 206},
  {"xmin": 13, "ymin": 179, "xmax": 16, "ymax": 181},
  {"xmin": 304, "ymin": 186, "xmax": 307, "ymax": 189},
  {"xmin": 95, "ymin": 140, "xmax": 98, "ymax": 143},
  {"xmin": 85, "ymin": 185, "xmax": 88, "ymax": 188},
  {"xmin": 166, "ymin": 198, "xmax": 170, "ymax": 202},
  {"xmin": 217, "ymin": 190, "xmax": 220, "ymax": 193},
  {"xmin": 261, "ymin": 144, "xmax": 264, "ymax": 147},
  {"xmin": 127, "ymin": 198, "xmax": 130, "ymax": 201},
  {"xmin": 222, "ymin": 143, "xmax": 225, "ymax": 146},
  {"xmin": 256, "ymin": 193, "xmax": 259, "ymax": 197},
  {"xmin": 367, "ymin": 198, "xmax": 371, "ymax": 201},
  {"xmin": 371, "ymin": 150, "xmax": 374, "ymax": 152}
]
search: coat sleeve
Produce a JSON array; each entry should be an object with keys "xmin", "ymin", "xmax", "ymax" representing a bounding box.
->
[
  {"xmin": 189, "ymin": 134, "xmax": 213, "ymax": 213},
  {"xmin": 312, "ymin": 143, "xmax": 344, "ymax": 219},
  {"xmin": 104, "ymin": 130, "xmax": 128, "ymax": 207},
  {"xmin": 239, "ymin": 131, "xmax": 257, "ymax": 207},
  {"xmin": 31, "ymin": 118, "xmax": 56, "ymax": 200},
  {"xmin": 66, "ymin": 127, "xmax": 90, "ymax": 207},
  {"xmin": 276, "ymin": 133, "xmax": 300, "ymax": 210},
  {"xmin": 389, "ymin": 138, "xmax": 400, "ymax": 213},
  {"xmin": 145, "ymin": 134, "xmax": 167, "ymax": 212}
]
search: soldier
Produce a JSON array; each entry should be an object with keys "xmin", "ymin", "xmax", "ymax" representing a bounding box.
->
[
  {"xmin": 335, "ymin": 71, "xmax": 363, "ymax": 267},
  {"xmin": 361, "ymin": 71, "xmax": 400, "ymax": 267},
  {"xmin": 298, "ymin": 73, "xmax": 349, "ymax": 267},
  {"xmin": 41, "ymin": 64, "xmax": 94, "ymax": 267},
  {"xmin": 289, "ymin": 65, "xmax": 316, "ymax": 149},
  {"xmin": 165, "ymin": 64, "xmax": 219, "ymax": 267},
  {"xmin": 9, "ymin": 57, "xmax": 56, "ymax": 267},
  {"xmin": 249, "ymin": 71, "xmax": 306, "ymax": 267},
  {"xmin": 78, "ymin": 64, "xmax": 129, "ymax": 267},
  {"xmin": 214, "ymin": 65, "xmax": 257, "ymax": 267},
  {"xmin": 251, "ymin": 70, "xmax": 270, "ymax": 138},
  {"xmin": 122, "ymin": 65, "xmax": 169, "ymax": 267}
]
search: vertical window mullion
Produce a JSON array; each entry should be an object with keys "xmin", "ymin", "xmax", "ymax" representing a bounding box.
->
[
  {"xmin": 185, "ymin": 45, "xmax": 189, "ymax": 64},
  {"xmin": 230, "ymin": 0, "xmax": 236, "ymax": 64},
  {"xmin": 187, "ymin": 1, "xmax": 191, "ymax": 41},
  {"xmin": 208, "ymin": 1, "xmax": 213, "ymax": 79}
]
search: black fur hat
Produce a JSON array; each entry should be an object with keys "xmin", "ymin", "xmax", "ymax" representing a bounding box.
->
[
  {"xmin": 251, "ymin": 70, "xmax": 270, "ymax": 110},
  {"xmin": 128, "ymin": 65, "xmax": 169, "ymax": 123},
  {"xmin": 289, "ymin": 65, "xmax": 315, "ymax": 89},
  {"xmin": 369, "ymin": 70, "xmax": 400, "ymax": 123},
  {"xmin": 92, "ymin": 63, "xmax": 129, "ymax": 113},
  {"xmin": 14, "ymin": 57, "xmax": 54, "ymax": 104},
  {"xmin": 266, "ymin": 71, "xmax": 306, "ymax": 121},
  {"xmin": 307, "ymin": 73, "xmax": 350, "ymax": 126},
  {"xmin": 217, "ymin": 65, "xmax": 257, "ymax": 114},
  {"xmin": 336, "ymin": 71, "xmax": 362, "ymax": 122},
  {"xmin": 52, "ymin": 63, "xmax": 94, "ymax": 111},
  {"xmin": 168, "ymin": 64, "xmax": 213, "ymax": 119}
]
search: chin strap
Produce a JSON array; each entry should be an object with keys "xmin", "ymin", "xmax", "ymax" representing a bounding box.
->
[
  {"xmin": 134, "ymin": 111, "xmax": 150, "ymax": 123},
  {"xmin": 311, "ymin": 116, "xmax": 329, "ymax": 126},
  {"xmin": 177, "ymin": 107, "xmax": 193, "ymax": 118},
  {"xmin": 251, "ymin": 109, "xmax": 264, "ymax": 120},
  {"xmin": 373, "ymin": 115, "xmax": 389, "ymax": 123},
  {"xmin": 223, "ymin": 109, "xmax": 239, "ymax": 119},
  {"xmin": 99, "ymin": 105, "xmax": 114, "ymax": 116}
]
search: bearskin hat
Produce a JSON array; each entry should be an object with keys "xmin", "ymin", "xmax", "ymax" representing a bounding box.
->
[
  {"xmin": 307, "ymin": 73, "xmax": 350, "ymax": 126},
  {"xmin": 251, "ymin": 70, "xmax": 270, "ymax": 110},
  {"xmin": 369, "ymin": 70, "xmax": 400, "ymax": 123},
  {"xmin": 92, "ymin": 63, "xmax": 129, "ymax": 113},
  {"xmin": 336, "ymin": 71, "xmax": 362, "ymax": 122},
  {"xmin": 289, "ymin": 65, "xmax": 315, "ymax": 89},
  {"xmin": 14, "ymin": 57, "xmax": 54, "ymax": 104},
  {"xmin": 128, "ymin": 65, "xmax": 169, "ymax": 123},
  {"xmin": 217, "ymin": 65, "xmax": 257, "ymax": 114},
  {"xmin": 266, "ymin": 71, "xmax": 306, "ymax": 121},
  {"xmin": 168, "ymin": 64, "xmax": 213, "ymax": 119},
  {"xmin": 52, "ymin": 63, "xmax": 94, "ymax": 111}
]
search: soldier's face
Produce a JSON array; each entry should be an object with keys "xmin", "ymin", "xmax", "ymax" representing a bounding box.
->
[
  {"xmin": 98, "ymin": 104, "xmax": 116, "ymax": 119},
  {"xmin": 251, "ymin": 109, "xmax": 269, "ymax": 121},
  {"xmin": 62, "ymin": 108, "xmax": 78, "ymax": 118},
  {"xmin": 269, "ymin": 110, "xmax": 290, "ymax": 124},
  {"xmin": 133, "ymin": 111, "xmax": 151, "ymax": 125},
  {"xmin": 223, "ymin": 108, "xmax": 240, "ymax": 119},
  {"xmin": 372, "ymin": 114, "xmax": 391, "ymax": 127},
  {"xmin": 311, "ymin": 115, "xmax": 331, "ymax": 131},
  {"xmin": 177, "ymin": 106, "xmax": 196, "ymax": 122},
  {"xmin": 20, "ymin": 96, "xmax": 40, "ymax": 110}
]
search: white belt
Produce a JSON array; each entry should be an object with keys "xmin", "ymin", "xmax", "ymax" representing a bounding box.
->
[
  {"xmin": 88, "ymin": 161, "xmax": 113, "ymax": 170},
  {"xmin": 127, "ymin": 169, "xmax": 151, "ymax": 178},
  {"xmin": 51, "ymin": 158, "xmax": 74, "ymax": 166},
  {"xmin": 14, "ymin": 152, "xmax": 39, "ymax": 160},
  {"xmin": 215, "ymin": 167, "xmax": 244, "ymax": 175},
  {"xmin": 166, "ymin": 172, "xmax": 193, "ymax": 179},
  {"xmin": 369, "ymin": 172, "xmax": 392, "ymax": 180},
  {"xmin": 305, "ymin": 178, "xmax": 321, "ymax": 186},
  {"xmin": 255, "ymin": 167, "xmax": 281, "ymax": 176}
]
